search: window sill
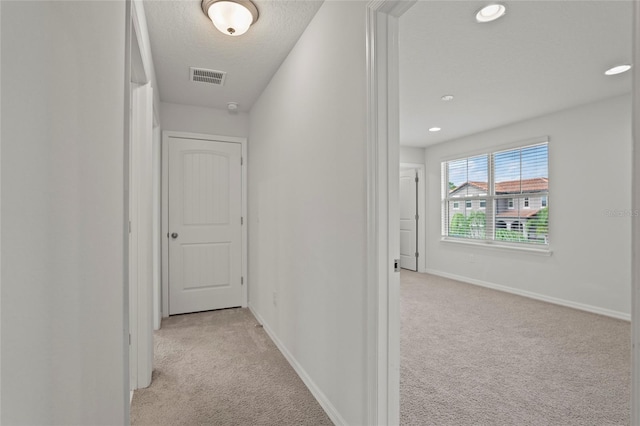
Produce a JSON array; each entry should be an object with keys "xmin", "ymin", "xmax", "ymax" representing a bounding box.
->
[{"xmin": 440, "ymin": 237, "xmax": 553, "ymax": 256}]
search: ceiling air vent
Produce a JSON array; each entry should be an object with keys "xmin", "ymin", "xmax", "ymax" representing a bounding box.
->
[{"xmin": 189, "ymin": 67, "xmax": 226, "ymax": 86}]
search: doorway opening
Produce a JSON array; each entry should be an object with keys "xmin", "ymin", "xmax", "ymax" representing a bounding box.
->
[{"xmin": 366, "ymin": 0, "xmax": 640, "ymax": 424}]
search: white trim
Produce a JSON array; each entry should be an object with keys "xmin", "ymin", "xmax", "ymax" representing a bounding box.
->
[
  {"xmin": 399, "ymin": 161, "xmax": 423, "ymax": 170},
  {"xmin": 366, "ymin": 1, "xmax": 416, "ymax": 424},
  {"xmin": 161, "ymin": 131, "xmax": 248, "ymax": 318},
  {"xmin": 425, "ymin": 269, "xmax": 630, "ymax": 322},
  {"xmin": 248, "ymin": 305, "xmax": 346, "ymax": 426},
  {"xmin": 129, "ymin": 82, "xmax": 154, "ymax": 390},
  {"xmin": 400, "ymin": 163, "xmax": 426, "ymax": 273},
  {"xmin": 440, "ymin": 237, "xmax": 552, "ymax": 255},
  {"xmin": 152, "ymin": 125, "xmax": 162, "ymax": 331},
  {"xmin": 631, "ymin": 1, "xmax": 640, "ymax": 422},
  {"xmin": 123, "ymin": 3, "xmax": 132, "ymax": 423}
]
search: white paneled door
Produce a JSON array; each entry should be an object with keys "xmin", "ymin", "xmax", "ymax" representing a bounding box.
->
[
  {"xmin": 400, "ymin": 169, "xmax": 418, "ymax": 271},
  {"xmin": 168, "ymin": 138, "xmax": 242, "ymax": 315}
]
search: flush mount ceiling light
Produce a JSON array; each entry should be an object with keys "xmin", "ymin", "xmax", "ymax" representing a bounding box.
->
[
  {"xmin": 604, "ymin": 64, "xmax": 632, "ymax": 76},
  {"xmin": 202, "ymin": 0, "xmax": 259, "ymax": 36},
  {"xmin": 429, "ymin": 127, "xmax": 442, "ymax": 132},
  {"xmin": 475, "ymin": 4, "xmax": 506, "ymax": 23},
  {"xmin": 441, "ymin": 95, "xmax": 454, "ymax": 101}
]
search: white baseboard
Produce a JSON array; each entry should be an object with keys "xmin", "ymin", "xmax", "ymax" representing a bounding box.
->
[
  {"xmin": 425, "ymin": 269, "xmax": 631, "ymax": 322},
  {"xmin": 248, "ymin": 304, "xmax": 347, "ymax": 426}
]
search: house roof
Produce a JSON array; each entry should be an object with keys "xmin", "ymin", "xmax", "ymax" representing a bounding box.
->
[{"xmin": 451, "ymin": 178, "xmax": 548, "ymax": 195}]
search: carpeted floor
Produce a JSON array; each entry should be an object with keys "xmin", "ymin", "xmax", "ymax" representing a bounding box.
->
[
  {"xmin": 400, "ymin": 270, "xmax": 631, "ymax": 425},
  {"xmin": 130, "ymin": 308, "xmax": 332, "ymax": 426},
  {"xmin": 132, "ymin": 273, "xmax": 630, "ymax": 425}
]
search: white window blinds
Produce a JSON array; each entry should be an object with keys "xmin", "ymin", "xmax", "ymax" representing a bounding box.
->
[{"xmin": 442, "ymin": 140, "xmax": 549, "ymax": 246}]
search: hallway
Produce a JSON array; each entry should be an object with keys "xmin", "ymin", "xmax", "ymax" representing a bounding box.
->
[{"xmin": 131, "ymin": 308, "xmax": 332, "ymax": 425}]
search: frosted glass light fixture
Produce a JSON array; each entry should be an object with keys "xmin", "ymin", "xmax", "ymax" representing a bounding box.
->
[
  {"xmin": 202, "ymin": 0, "xmax": 259, "ymax": 36},
  {"xmin": 476, "ymin": 4, "xmax": 506, "ymax": 23}
]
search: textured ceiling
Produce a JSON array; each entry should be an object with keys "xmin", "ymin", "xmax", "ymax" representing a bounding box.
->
[
  {"xmin": 400, "ymin": 1, "xmax": 633, "ymax": 147},
  {"xmin": 144, "ymin": 0, "xmax": 323, "ymax": 112}
]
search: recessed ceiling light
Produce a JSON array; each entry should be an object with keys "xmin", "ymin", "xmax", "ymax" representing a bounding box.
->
[
  {"xmin": 476, "ymin": 4, "xmax": 506, "ymax": 23},
  {"xmin": 441, "ymin": 95, "xmax": 454, "ymax": 101},
  {"xmin": 604, "ymin": 64, "xmax": 632, "ymax": 76},
  {"xmin": 429, "ymin": 127, "xmax": 441, "ymax": 132}
]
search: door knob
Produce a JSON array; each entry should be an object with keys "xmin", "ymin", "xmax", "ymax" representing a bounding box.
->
[{"xmin": 171, "ymin": 232, "xmax": 178, "ymax": 239}]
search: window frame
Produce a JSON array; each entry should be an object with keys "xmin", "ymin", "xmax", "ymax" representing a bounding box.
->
[{"xmin": 441, "ymin": 138, "xmax": 549, "ymax": 251}]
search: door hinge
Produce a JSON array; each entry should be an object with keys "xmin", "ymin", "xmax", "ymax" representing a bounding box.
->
[
  {"xmin": 241, "ymin": 157, "xmax": 243, "ymax": 166},
  {"xmin": 241, "ymin": 276, "xmax": 244, "ymax": 285},
  {"xmin": 129, "ymin": 221, "xmax": 132, "ymax": 234},
  {"xmin": 415, "ymin": 176, "xmax": 419, "ymax": 183},
  {"xmin": 241, "ymin": 217, "xmax": 244, "ymax": 225},
  {"xmin": 415, "ymin": 252, "xmax": 419, "ymax": 258},
  {"xmin": 129, "ymin": 333, "xmax": 131, "ymax": 345},
  {"xmin": 415, "ymin": 214, "xmax": 419, "ymax": 220}
]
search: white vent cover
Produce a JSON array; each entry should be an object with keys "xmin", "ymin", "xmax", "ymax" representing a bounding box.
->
[{"xmin": 189, "ymin": 67, "xmax": 226, "ymax": 86}]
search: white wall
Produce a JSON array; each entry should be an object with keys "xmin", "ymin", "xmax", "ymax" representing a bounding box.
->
[
  {"xmin": 161, "ymin": 102, "xmax": 249, "ymax": 137},
  {"xmin": 424, "ymin": 95, "xmax": 632, "ymax": 318},
  {"xmin": 400, "ymin": 146, "xmax": 425, "ymax": 165},
  {"xmin": 248, "ymin": 2, "xmax": 368, "ymax": 424},
  {"xmin": 1, "ymin": 2, "xmax": 127, "ymax": 424}
]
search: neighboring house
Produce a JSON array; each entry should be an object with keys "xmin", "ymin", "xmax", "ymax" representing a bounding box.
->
[{"xmin": 449, "ymin": 177, "xmax": 548, "ymax": 241}]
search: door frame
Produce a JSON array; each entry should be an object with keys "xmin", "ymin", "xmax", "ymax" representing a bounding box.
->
[
  {"xmin": 129, "ymin": 82, "xmax": 154, "ymax": 392},
  {"xmin": 400, "ymin": 163, "xmax": 426, "ymax": 273},
  {"xmin": 365, "ymin": 1, "xmax": 415, "ymax": 424},
  {"xmin": 631, "ymin": 2, "xmax": 640, "ymax": 422},
  {"xmin": 367, "ymin": 1, "xmax": 640, "ymax": 425},
  {"xmin": 161, "ymin": 131, "xmax": 248, "ymax": 318},
  {"xmin": 129, "ymin": 0, "xmax": 155, "ymax": 394}
]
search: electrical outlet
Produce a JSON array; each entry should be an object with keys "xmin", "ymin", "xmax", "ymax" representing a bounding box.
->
[{"xmin": 272, "ymin": 291, "xmax": 278, "ymax": 307}]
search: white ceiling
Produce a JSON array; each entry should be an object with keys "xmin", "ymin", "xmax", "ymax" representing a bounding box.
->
[
  {"xmin": 144, "ymin": 1, "xmax": 633, "ymax": 139},
  {"xmin": 143, "ymin": 0, "xmax": 323, "ymax": 112},
  {"xmin": 399, "ymin": 1, "xmax": 633, "ymax": 147}
]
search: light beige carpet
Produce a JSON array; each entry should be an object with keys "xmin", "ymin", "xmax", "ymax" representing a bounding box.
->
[
  {"xmin": 401, "ymin": 270, "xmax": 631, "ymax": 425},
  {"xmin": 130, "ymin": 308, "xmax": 333, "ymax": 426}
]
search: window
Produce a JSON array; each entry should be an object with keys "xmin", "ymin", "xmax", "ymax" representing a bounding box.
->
[{"xmin": 441, "ymin": 140, "xmax": 549, "ymax": 247}]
